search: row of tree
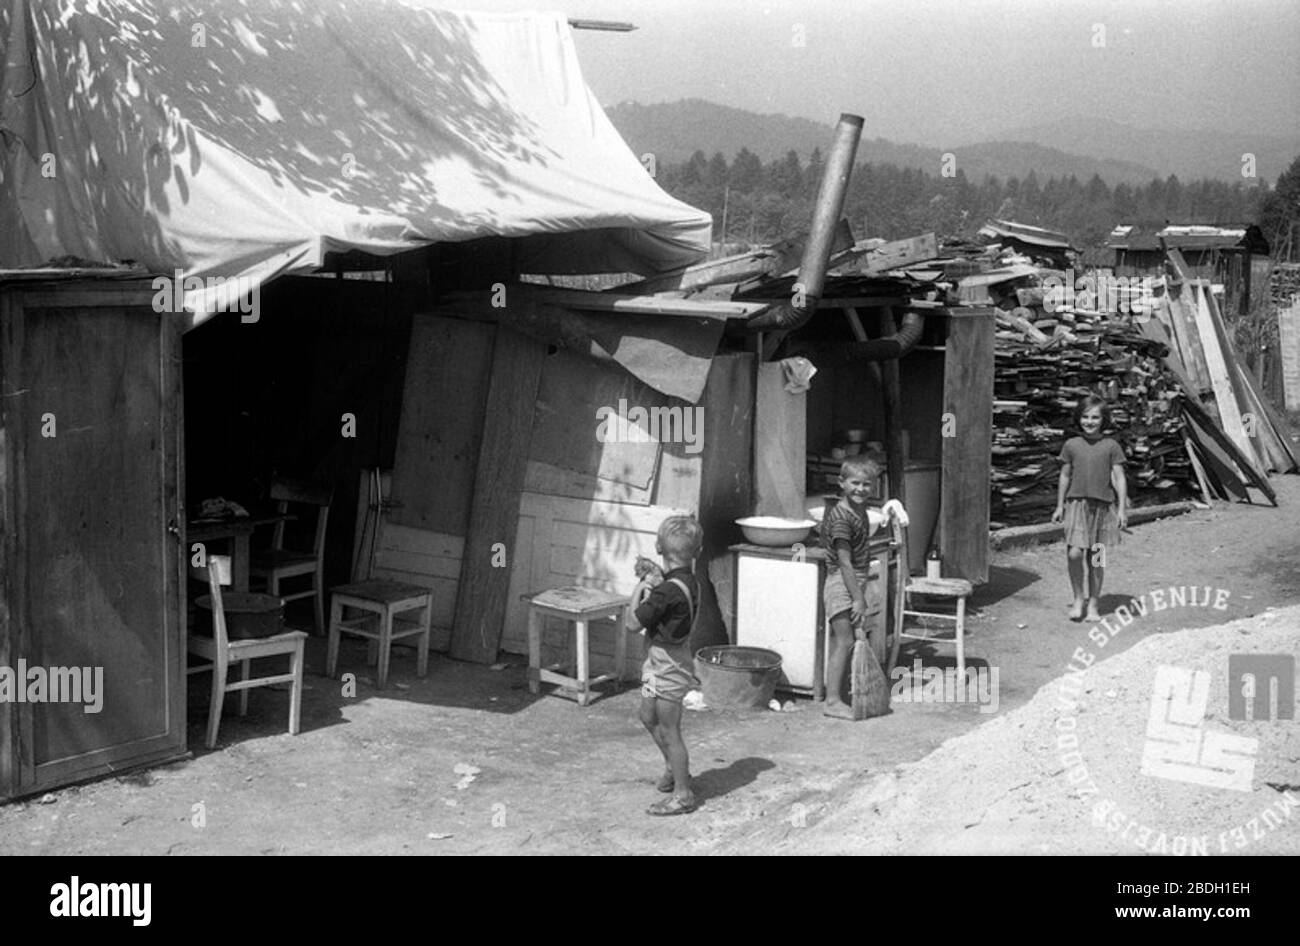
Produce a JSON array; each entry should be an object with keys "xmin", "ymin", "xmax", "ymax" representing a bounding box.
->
[{"xmin": 654, "ymin": 148, "xmax": 1298, "ymax": 256}]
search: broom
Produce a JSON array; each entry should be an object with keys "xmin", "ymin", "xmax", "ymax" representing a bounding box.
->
[
  {"xmin": 850, "ymin": 532, "xmax": 892, "ymax": 719},
  {"xmin": 850, "ymin": 616, "xmax": 890, "ymax": 719}
]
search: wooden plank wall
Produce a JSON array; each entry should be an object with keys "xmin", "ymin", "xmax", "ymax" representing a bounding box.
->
[
  {"xmin": 384, "ymin": 311, "xmax": 735, "ymax": 666},
  {"xmin": 502, "ymin": 493, "xmax": 689, "ymax": 679},
  {"xmin": 940, "ymin": 308, "xmax": 994, "ymax": 582},
  {"xmin": 390, "ymin": 314, "xmax": 494, "ymax": 534},
  {"xmin": 371, "ymin": 524, "xmax": 463, "ymax": 652}
]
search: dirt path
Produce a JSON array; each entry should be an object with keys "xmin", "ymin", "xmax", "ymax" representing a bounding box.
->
[{"xmin": 2, "ymin": 479, "xmax": 1297, "ymax": 855}]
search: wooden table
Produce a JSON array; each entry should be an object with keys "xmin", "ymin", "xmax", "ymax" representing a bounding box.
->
[{"xmin": 186, "ymin": 513, "xmax": 288, "ymax": 592}]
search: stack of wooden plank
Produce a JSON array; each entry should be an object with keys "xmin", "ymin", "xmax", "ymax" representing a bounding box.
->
[
  {"xmin": 989, "ymin": 245, "xmax": 1297, "ymax": 526},
  {"xmin": 990, "ymin": 308, "xmax": 1195, "ymax": 526},
  {"xmin": 1150, "ymin": 247, "xmax": 1297, "ymax": 504}
]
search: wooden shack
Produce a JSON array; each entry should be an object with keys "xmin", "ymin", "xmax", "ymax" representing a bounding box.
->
[
  {"xmin": 1105, "ymin": 224, "xmax": 1272, "ymax": 314},
  {"xmin": 0, "ymin": 1, "xmax": 715, "ymax": 800},
  {"xmin": 357, "ymin": 281, "xmax": 993, "ymax": 678}
]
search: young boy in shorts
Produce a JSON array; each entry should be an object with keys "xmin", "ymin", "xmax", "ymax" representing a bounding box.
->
[
  {"xmin": 822, "ymin": 456, "xmax": 882, "ymax": 720},
  {"xmin": 626, "ymin": 515, "xmax": 704, "ymax": 816}
]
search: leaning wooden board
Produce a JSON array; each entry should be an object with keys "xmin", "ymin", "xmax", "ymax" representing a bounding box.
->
[
  {"xmin": 450, "ymin": 328, "xmax": 548, "ymax": 663},
  {"xmin": 1200, "ymin": 282, "xmax": 1268, "ymax": 469},
  {"xmin": 1180, "ymin": 394, "xmax": 1275, "ymax": 505},
  {"xmin": 1188, "ymin": 282, "xmax": 1258, "ymax": 468},
  {"xmin": 940, "ymin": 307, "xmax": 994, "ymax": 583},
  {"xmin": 754, "ymin": 362, "xmax": 807, "ymax": 518}
]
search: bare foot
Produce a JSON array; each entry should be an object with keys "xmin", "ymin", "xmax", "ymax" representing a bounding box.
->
[
  {"xmin": 823, "ymin": 700, "xmax": 855, "ymax": 720},
  {"xmin": 655, "ymin": 771, "xmax": 674, "ymax": 793},
  {"xmin": 1067, "ymin": 601, "xmax": 1084, "ymax": 621},
  {"xmin": 1085, "ymin": 600, "xmax": 1102, "ymax": 623}
]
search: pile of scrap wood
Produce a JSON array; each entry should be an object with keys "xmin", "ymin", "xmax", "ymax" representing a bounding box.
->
[
  {"xmin": 1140, "ymin": 246, "xmax": 1298, "ymax": 502},
  {"xmin": 988, "ymin": 244, "xmax": 1297, "ymax": 526},
  {"xmin": 991, "ymin": 309, "xmax": 1194, "ymax": 526}
]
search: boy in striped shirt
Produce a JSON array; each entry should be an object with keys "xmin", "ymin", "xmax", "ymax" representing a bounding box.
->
[{"xmin": 821, "ymin": 457, "xmax": 881, "ymax": 719}]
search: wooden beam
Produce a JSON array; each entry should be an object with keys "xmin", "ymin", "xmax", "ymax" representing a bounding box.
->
[
  {"xmin": 1235, "ymin": 360, "xmax": 1299, "ymax": 472},
  {"xmin": 1182, "ymin": 429, "xmax": 1214, "ymax": 505},
  {"xmin": 990, "ymin": 501, "xmax": 1198, "ymax": 550},
  {"xmin": 877, "ymin": 310, "xmax": 908, "ymax": 522},
  {"xmin": 501, "ymin": 287, "xmax": 767, "ymax": 321},
  {"xmin": 449, "ymin": 328, "xmax": 548, "ymax": 663},
  {"xmin": 568, "ymin": 19, "xmax": 636, "ymax": 31},
  {"xmin": 791, "ymin": 296, "xmax": 910, "ymax": 310},
  {"xmin": 833, "ymin": 232, "xmax": 939, "ymax": 275},
  {"xmin": 623, "ymin": 236, "xmax": 810, "ymax": 294}
]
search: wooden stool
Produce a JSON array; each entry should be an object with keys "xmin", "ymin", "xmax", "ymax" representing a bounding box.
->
[
  {"xmin": 327, "ymin": 580, "xmax": 432, "ymax": 689},
  {"xmin": 524, "ymin": 586, "xmax": 629, "ymax": 706}
]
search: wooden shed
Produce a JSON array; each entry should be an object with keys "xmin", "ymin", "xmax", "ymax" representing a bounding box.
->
[
  {"xmin": 1105, "ymin": 224, "xmax": 1272, "ymax": 314},
  {"xmin": 343, "ymin": 279, "xmax": 994, "ymax": 679},
  {"xmin": 0, "ymin": 1, "xmax": 716, "ymax": 800}
]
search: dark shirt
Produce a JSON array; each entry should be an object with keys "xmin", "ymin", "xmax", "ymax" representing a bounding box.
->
[
  {"xmin": 821, "ymin": 498, "xmax": 872, "ymax": 570},
  {"xmin": 634, "ymin": 566, "xmax": 698, "ymax": 645},
  {"xmin": 1059, "ymin": 435, "xmax": 1126, "ymax": 502}
]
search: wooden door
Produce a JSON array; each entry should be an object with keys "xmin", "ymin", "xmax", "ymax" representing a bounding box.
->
[{"xmin": 1, "ymin": 284, "xmax": 186, "ymax": 797}]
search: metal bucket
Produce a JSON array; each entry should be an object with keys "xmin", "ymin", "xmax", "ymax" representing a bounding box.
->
[{"xmin": 694, "ymin": 645, "xmax": 783, "ymax": 709}]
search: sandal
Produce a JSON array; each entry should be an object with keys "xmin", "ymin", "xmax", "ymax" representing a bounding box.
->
[
  {"xmin": 655, "ymin": 772, "xmax": 675, "ymax": 793},
  {"xmin": 647, "ymin": 796, "xmax": 697, "ymax": 816}
]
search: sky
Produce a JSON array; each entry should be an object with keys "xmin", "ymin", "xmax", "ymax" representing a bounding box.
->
[{"xmin": 429, "ymin": 0, "xmax": 1300, "ymax": 146}]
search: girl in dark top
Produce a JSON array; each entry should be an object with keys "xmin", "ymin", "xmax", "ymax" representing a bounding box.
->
[{"xmin": 1051, "ymin": 395, "xmax": 1128, "ymax": 622}]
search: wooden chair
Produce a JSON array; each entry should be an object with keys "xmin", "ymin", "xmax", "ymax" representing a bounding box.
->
[
  {"xmin": 326, "ymin": 473, "xmax": 432, "ymax": 689},
  {"xmin": 250, "ymin": 477, "xmax": 332, "ymax": 634},
  {"xmin": 187, "ymin": 556, "xmax": 307, "ymax": 749},
  {"xmin": 887, "ymin": 510, "xmax": 974, "ymax": 677}
]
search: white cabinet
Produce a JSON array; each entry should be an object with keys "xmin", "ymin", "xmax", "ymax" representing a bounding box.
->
[{"xmin": 731, "ymin": 543, "xmax": 888, "ymax": 698}]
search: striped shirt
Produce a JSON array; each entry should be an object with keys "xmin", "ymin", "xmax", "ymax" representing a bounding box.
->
[{"xmin": 821, "ymin": 498, "xmax": 873, "ymax": 570}]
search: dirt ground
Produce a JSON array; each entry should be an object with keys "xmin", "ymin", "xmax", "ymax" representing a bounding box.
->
[{"xmin": 2, "ymin": 478, "xmax": 1298, "ymax": 855}]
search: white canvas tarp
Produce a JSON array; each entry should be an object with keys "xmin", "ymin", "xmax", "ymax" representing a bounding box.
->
[{"xmin": 0, "ymin": 0, "xmax": 711, "ymax": 318}]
